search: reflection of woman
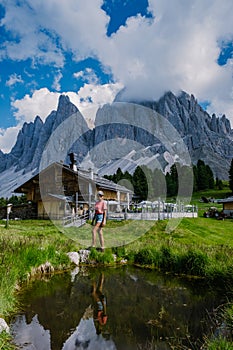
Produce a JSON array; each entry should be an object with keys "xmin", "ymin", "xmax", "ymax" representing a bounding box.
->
[
  {"xmin": 62, "ymin": 273, "xmax": 115, "ymax": 350},
  {"xmin": 92, "ymin": 191, "xmax": 107, "ymax": 252},
  {"xmin": 92, "ymin": 273, "xmax": 108, "ymax": 335}
]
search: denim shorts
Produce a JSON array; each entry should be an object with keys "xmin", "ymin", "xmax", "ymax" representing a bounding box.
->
[{"xmin": 96, "ymin": 213, "xmax": 104, "ymax": 223}]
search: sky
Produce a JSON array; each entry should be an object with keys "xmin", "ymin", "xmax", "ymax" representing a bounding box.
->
[{"xmin": 0, "ymin": 0, "xmax": 233, "ymax": 153}]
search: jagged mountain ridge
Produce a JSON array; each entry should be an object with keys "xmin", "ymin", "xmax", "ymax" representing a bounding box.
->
[
  {"xmin": 137, "ymin": 92, "xmax": 233, "ymax": 180},
  {"xmin": 0, "ymin": 95, "xmax": 82, "ymax": 174},
  {"xmin": 0, "ymin": 91, "xmax": 232, "ymax": 197}
]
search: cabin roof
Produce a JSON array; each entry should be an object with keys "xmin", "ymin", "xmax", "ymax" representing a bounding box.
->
[
  {"xmin": 217, "ymin": 196, "xmax": 233, "ymax": 203},
  {"xmin": 14, "ymin": 161, "xmax": 133, "ymax": 194}
]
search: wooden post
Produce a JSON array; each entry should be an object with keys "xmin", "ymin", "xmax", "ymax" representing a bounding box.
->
[
  {"xmin": 5, "ymin": 204, "xmax": 12, "ymax": 228},
  {"xmin": 75, "ymin": 192, "xmax": 78, "ymax": 215}
]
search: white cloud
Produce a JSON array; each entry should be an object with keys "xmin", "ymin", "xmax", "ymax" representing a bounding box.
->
[
  {"xmin": 73, "ymin": 68, "xmax": 100, "ymax": 84},
  {"xmin": 100, "ymin": 0, "xmax": 233, "ymax": 124},
  {"xmin": 0, "ymin": 0, "xmax": 108, "ymax": 64},
  {"xmin": 1, "ymin": 0, "xmax": 233, "ymax": 125},
  {"xmin": 52, "ymin": 71, "xmax": 63, "ymax": 91},
  {"xmin": 67, "ymin": 82, "xmax": 123, "ymax": 126},
  {"xmin": 12, "ymin": 88, "xmax": 60, "ymax": 123},
  {"xmin": 1, "ymin": 83, "xmax": 122, "ymax": 152},
  {"xmin": 6, "ymin": 73, "xmax": 23, "ymax": 87},
  {"xmin": 11, "ymin": 83, "xmax": 122, "ymax": 126},
  {"xmin": 0, "ymin": 126, "xmax": 21, "ymax": 153},
  {"xmin": 99, "ymin": 1, "xmax": 230, "ymax": 103},
  {"xmin": 77, "ymin": 82, "xmax": 123, "ymax": 106},
  {"xmin": 0, "ymin": 1, "xmax": 65, "ymax": 67},
  {"xmin": 0, "ymin": 88, "xmax": 61, "ymax": 152}
]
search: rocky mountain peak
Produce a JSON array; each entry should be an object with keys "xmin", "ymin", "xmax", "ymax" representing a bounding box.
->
[{"xmin": 0, "ymin": 90, "xmax": 233, "ymax": 197}]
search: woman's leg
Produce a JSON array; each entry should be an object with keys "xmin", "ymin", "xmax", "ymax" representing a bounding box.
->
[
  {"xmin": 92, "ymin": 222, "xmax": 101, "ymax": 247},
  {"xmin": 98, "ymin": 227, "xmax": 104, "ymax": 251}
]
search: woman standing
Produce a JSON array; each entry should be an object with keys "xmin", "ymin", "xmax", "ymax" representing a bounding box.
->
[{"xmin": 92, "ymin": 191, "xmax": 107, "ymax": 252}]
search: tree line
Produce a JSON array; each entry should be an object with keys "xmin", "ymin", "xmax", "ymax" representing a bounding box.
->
[
  {"xmin": 0, "ymin": 194, "xmax": 27, "ymax": 207},
  {"xmin": 0, "ymin": 159, "xmax": 232, "ymax": 207},
  {"xmin": 104, "ymin": 159, "xmax": 233, "ymax": 201}
]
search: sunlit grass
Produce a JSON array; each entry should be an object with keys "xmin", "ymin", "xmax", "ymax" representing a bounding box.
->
[
  {"xmin": 0, "ymin": 220, "xmax": 77, "ymax": 318},
  {"xmin": 206, "ymin": 338, "xmax": 233, "ymax": 350},
  {"xmin": 0, "ymin": 215, "xmax": 232, "ymax": 349},
  {"xmin": 0, "ymin": 215, "xmax": 233, "ymax": 315},
  {"xmin": 0, "ymin": 331, "xmax": 15, "ymax": 350},
  {"xmin": 65, "ymin": 219, "xmax": 154, "ymax": 248}
]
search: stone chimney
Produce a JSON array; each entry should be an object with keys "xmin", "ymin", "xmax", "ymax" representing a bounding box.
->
[
  {"xmin": 68, "ymin": 152, "xmax": 77, "ymax": 172},
  {"xmin": 89, "ymin": 168, "xmax": 94, "ymax": 180}
]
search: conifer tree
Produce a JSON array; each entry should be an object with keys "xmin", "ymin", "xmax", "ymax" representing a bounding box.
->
[
  {"xmin": 132, "ymin": 166, "xmax": 148, "ymax": 200},
  {"xmin": 197, "ymin": 160, "xmax": 209, "ymax": 190},
  {"xmin": 206, "ymin": 165, "xmax": 215, "ymax": 189}
]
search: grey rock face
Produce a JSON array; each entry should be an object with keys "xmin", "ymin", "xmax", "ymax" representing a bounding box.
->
[
  {"xmin": 138, "ymin": 91, "xmax": 233, "ymax": 179},
  {"xmin": 93, "ymin": 92, "xmax": 233, "ymax": 179},
  {"xmin": 0, "ymin": 150, "xmax": 6, "ymax": 173},
  {"xmin": 1, "ymin": 95, "xmax": 89, "ymax": 175}
]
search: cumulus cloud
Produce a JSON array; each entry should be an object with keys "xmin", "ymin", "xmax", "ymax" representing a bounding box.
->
[
  {"xmin": 98, "ymin": 0, "xmax": 233, "ymax": 121},
  {"xmin": 0, "ymin": 0, "xmax": 108, "ymax": 64},
  {"xmin": 12, "ymin": 88, "xmax": 61, "ymax": 124},
  {"xmin": 0, "ymin": 126, "xmax": 21, "ymax": 153},
  {"xmin": 73, "ymin": 68, "xmax": 100, "ymax": 85},
  {"xmin": 68, "ymin": 82, "xmax": 123, "ymax": 126},
  {"xmin": 0, "ymin": 0, "xmax": 65, "ymax": 67},
  {"xmin": 1, "ymin": 0, "xmax": 233, "ymax": 124},
  {"xmin": 1, "ymin": 88, "xmax": 62, "ymax": 152},
  {"xmin": 1, "ymin": 83, "xmax": 122, "ymax": 152},
  {"xmin": 11, "ymin": 83, "xmax": 122, "ymax": 126}
]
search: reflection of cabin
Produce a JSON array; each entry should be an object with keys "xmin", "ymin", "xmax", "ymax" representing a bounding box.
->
[
  {"xmin": 14, "ymin": 161, "xmax": 133, "ymax": 220},
  {"xmin": 218, "ymin": 196, "xmax": 233, "ymax": 217}
]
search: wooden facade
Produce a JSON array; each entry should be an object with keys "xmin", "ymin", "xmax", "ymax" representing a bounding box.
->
[
  {"xmin": 218, "ymin": 196, "xmax": 233, "ymax": 217},
  {"xmin": 14, "ymin": 162, "xmax": 132, "ymax": 219}
]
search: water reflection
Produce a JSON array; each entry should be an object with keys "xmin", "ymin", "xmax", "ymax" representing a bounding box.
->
[
  {"xmin": 62, "ymin": 272, "xmax": 116, "ymax": 350},
  {"xmin": 12, "ymin": 314, "xmax": 51, "ymax": 350},
  {"xmin": 11, "ymin": 266, "xmax": 226, "ymax": 350}
]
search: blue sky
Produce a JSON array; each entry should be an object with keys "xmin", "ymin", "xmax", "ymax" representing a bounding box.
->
[{"xmin": 0, "ymin": 0, "xmax": 233, "ymax": 153}]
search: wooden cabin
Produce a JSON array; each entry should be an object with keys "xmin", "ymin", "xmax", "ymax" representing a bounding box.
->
[
  {"xmin": 218, "ymin": 196, "xmax": 233, "ymax": 217},
  {"xmin": 14, "ymin": 161, "xmax": 133, "ymax": 220}
]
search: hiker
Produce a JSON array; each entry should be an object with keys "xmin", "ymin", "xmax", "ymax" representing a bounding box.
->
[{"xmin": 91, "ymin": 190, "xmax": 107, "ymax": 252}]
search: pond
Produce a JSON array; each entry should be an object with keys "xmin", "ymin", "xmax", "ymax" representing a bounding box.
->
[{"xmin": 11, "ymin": 266, "xmax": 228, "ymax": 350}]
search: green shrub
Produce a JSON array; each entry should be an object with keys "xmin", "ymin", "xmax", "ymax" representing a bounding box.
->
[
  {"xmin": 206, "ymin": 337, "xmax": 233, "ymax": 350},
  {"xmin": 224, "ymin": 304, "xmax": 233, "ymax": 335},
  {"xmin": 206, "ymin": 265, "xmax": 233, "ymax": 288},
  {"xmin": 159, "ymin": 246, "xmax": 176, "ymax": 271},
  {"xmin": 125, "ymin": 250, "xmax": 135, "ymax": 263},
  {"xmin": 97, "ymin": 249, "xmax": 115, "ymax": 264},
  {"xmin": 0, "ymin": 332, "xmax": 15, "ymax": 350},
  {"xmin": 112, "ymin": 246, "xmax": 126, "ymax": 258},
  {"xmin": 179, "ymin": 249, "xmax": 208, "ymax": 276},
  {"xmin": 134, "ymin": 248, "xmax": 156, "ymax": 265},
  {"xmin": 89, "ymin": 248, "xmax": 115, "ymax": 264},
  {"xmin": 89, "ymin": 247, "xmax": 99, "ymax": 260}
]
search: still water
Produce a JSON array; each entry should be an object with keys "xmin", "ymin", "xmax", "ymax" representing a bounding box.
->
[{"xmin": 11, "ymin": 266, "xmax": 227, "ymax": 350}]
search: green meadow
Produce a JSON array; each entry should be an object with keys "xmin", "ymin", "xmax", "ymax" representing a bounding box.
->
[
  {"xmin": 0, "ymin": 186, "xmax": 233, "ymax": 349},
  {"xmin": 0, "ymin": 220, "xmax": 76, "ymax": 318},
  {"xmin": 0, "ymin": 215, "xmax": 232, "ymax": 316}
]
